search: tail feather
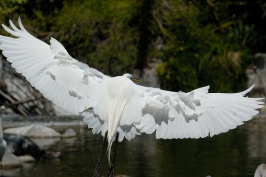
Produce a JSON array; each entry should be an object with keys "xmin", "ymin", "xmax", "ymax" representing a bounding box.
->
[{"xmin": 107, "ymin": 98, "xmax": 126, "ymax": 164}]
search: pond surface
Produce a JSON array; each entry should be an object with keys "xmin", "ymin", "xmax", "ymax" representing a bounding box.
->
[{"xmin": 2, "ymin": 116, "xmax": 266, "ymax": 177}]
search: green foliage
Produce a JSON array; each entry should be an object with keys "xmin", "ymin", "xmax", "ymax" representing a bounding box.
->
[
  {"xmin": 0, "ymin": 0, "xmax": 27, "ymax": 24},
  {"xmin": 157, "ymin": 58, "xmax": 198, "ymax": 92},
  {"xmin": 154, "ymin": 0, "xmax": 266, "ymax": 92},
  {"xmin": 52, "ymin": 0, "xmax": 141, "ymax": 75},
  {"xmin": 1, "ymin": 0, "xmax": 266, "ymax": 92}
]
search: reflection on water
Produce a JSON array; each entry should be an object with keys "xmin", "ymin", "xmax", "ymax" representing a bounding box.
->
[{"xmin": 2, "ymin": 118, "xmax": 266, "ymax": 177}]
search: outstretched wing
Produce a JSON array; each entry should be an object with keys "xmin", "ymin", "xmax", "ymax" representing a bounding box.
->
[
  {"xmin": 113, "ymin": 84, "xmax": 263, "ymax": 141},
  {"xmin": 133, "ymin": 85, "xmax": 263, "ymax": 139},
  {"xmin": 0, "ymin": 18, "xmax": 110, "ymax": 114}
]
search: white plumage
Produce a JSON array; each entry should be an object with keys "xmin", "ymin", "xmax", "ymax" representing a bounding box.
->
[{"xmin": 0, "ymin": 19, "xmax": 264, "ymax": 161}]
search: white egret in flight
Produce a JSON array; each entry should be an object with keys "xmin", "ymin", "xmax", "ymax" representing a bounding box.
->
[{"xmin": 0, "ymin": 19, "xmax": 264, "ymax": 177}]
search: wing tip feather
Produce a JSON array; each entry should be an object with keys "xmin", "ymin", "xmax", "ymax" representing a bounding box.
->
[
  {"xmin": 240, "ymin": 85, "xmax": 254, "ymax": 95},
  {"xmin": 18, "ymin": 17, "xmax": 28, "ymax": 33}
]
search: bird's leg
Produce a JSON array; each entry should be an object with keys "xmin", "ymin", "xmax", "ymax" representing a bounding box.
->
[
  {"xmin": 92, "ymin": 132, "xmax": 107, "ymax": 177},
  {"xmin": 107, "ymin": 132, "xmax": 119, "ymax": 177}
]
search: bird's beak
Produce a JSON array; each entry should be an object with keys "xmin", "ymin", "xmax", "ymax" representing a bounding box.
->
[{"xmin": 132, "ymin": 77, "xmax": 142, "ymax": 83}]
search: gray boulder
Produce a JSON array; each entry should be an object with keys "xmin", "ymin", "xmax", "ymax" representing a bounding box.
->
[{"xmin": 4, "ymin": 124, "xmax": 61, "ymax": 138}]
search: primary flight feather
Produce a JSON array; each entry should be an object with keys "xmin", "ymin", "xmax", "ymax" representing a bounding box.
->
[{"xmin": 0, "ymin": 19, "xmax": 264, "ymax": 161}]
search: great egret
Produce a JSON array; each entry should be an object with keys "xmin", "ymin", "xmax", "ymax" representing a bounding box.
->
[{"xmin": 0, "ymin": 18, "xmax": 264, "ymax": 177}]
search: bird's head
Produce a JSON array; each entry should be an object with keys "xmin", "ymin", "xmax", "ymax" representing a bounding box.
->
[{"xmin": 123, "ymin": 73, "xmax": 141, "ymax": 83}]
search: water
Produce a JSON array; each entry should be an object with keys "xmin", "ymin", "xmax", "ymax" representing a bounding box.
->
[{"xmin": 2, "ymin": 117, "xmax": 266, "ymax": 177}]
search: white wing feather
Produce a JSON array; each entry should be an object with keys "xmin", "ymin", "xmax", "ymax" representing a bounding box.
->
[
  {"xmin": 0, "ymin": 18, "xmax": 110, "ymax": 115},
  {"xmin": 132, "ymin": 85, "xmax": 263, "ymax": 139}
]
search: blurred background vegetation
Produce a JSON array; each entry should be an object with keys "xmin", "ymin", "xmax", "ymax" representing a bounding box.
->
[{"xmin": 1, "ymin": 0, "xmax": 266, "ymax": 92}]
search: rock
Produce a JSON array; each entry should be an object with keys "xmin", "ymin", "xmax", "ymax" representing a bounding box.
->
[
  {"xmin": 246, "ymin": 53, "xmax": 266, "ymax": 114},
  {"xmin": 30, "ymin": 137, "xmax": 60, "ymax": 150},
  {"xmin": 255, "ymin": 163, "xmax": 266, "ymax": 177},
  {"xmin": 246, "ymin": 53, "xmax": 266, "ymax": 97},
  {"xmin": 17, "ymin": 155, "xmax": 35, "ymax": 163},
  {"xmin": 0, "ymin": 139, "xmax": 6, "ymax": 161},
  {"xmin": 4, "ymin": 134, "xmax": 44, "ymax": 158},
  {"xmin": 1, "ymin": 149, "xmax": 22, "ymax": 168},
  {"xmin": 4, "ymin": 124, "xmax": 61, "ymax": 138},
  {"xmin": 62, "ymin": 128, "xmax": 76, "ymax": 138}
]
